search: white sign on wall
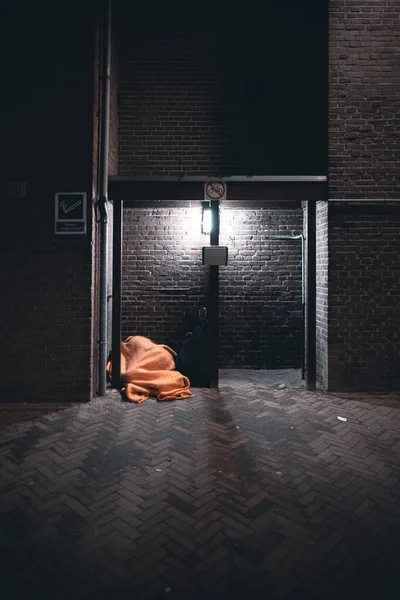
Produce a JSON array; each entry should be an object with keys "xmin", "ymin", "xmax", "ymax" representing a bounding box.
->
[{"xmin": 55, "ymin": 192, "xmax": 87, "ymax": 234}]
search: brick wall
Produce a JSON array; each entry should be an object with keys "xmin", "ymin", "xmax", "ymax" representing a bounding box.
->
[
  {"xmin": 122, "ymin": 203, "xmax": 303, "ymax": 369},
  {"xmin": 122, "ymin": 204, "xmax": 209, "ymax": 349},
  {"xmin": 328, "ymin": 205, "xmax": 400, "ymax": 391},
  {"xmin": 316, "ymin": 201, "xmax": 329, "ymax": 388},
  {"xmin": 1, "ymin": 2, "xmax": 97, "ymax": 402},
  {"xmin": 219, "ymin": 203, "xmax": 303, "ymax": 369},
  {"xmin": 91, "ymin": 8, "xmax": 101, "ymax": 398},
  {"xmin": 329, "ymin": 0, "xmax": 400, "ymax": 198},
  {"xmin": 328, "ymin": 0, "xmax": 400, "ymax": 390},
  {"xmin": 302, "ymin": 203, "xmax": 308, "ymax": 376},
  {"xmin": 107, "ymin": 202, "xmax": 114, "ymax": 355},
  {"xmin": 91, "ymin": 211, "xmax": 100, "ymax": 399},
  {"xmin": 117, "ymin": 2, "xmax": 327, "ymax": 176},
  {"xmin": 118, "ymin": 33, "xmax": 245, "ymax": 176},
  {"xmin": 109, "ymin": 20, "xmax": 119, "ymax": 177}
]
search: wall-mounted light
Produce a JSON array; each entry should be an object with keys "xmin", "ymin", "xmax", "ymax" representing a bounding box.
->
[{"xmin": 202, "ymin": 201, "xmax": 212, "ymax": 234}]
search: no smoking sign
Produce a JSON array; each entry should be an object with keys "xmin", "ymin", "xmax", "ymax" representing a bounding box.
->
[{"xmin": 204, "ymin": 181, "xmax": 227, "ymax": 201}]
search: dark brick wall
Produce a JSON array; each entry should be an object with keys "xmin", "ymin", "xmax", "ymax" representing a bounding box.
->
[
  {"xmin": 118, "ymin": 33, "xmax": 245, "ymax": 177},
  {"xmin": 302, "ymin": 203, "xmax": 308, "ymax": 376},
  {"xmin": 328, "ymin": 205, "xmax": 400, "ymax": 391},
  {"xmin": 117, "ymin": 3, "xmax": 327, "ymax": 176},
  {"xmin": 107, "ymin": 202, "xmax": 114, "ymax": 354},
  {"xmin": 316, "ymin": 201, "xmax": 329, "ymax": 388},
  {"xmin": 219, "ymin": 204, "xmax": 303, "ymax": 369},
  {"xmin": 1, "ymin": 2, "xmax": 97, "ymax": 401},
  {"xmin": 327, "ymin": 1, "xmax": 400, "ymax": 390},
  {"xmin": 91, "ymin": 211, "xmax": 100, "ymax": 399},
  {"xmin": 329, "ymin": 0, "xmax": 400, "ymax": 198},
  {"xmin": 122, "ymin": 203, "xmax": 303, "ymax": 369},
  {"xmin": 109, "ymin": 22, "xmax": 119, "ymax": 177},
  {"xmin": 91, "ymin": 11, "xmax": 101, "ymax": 398}
]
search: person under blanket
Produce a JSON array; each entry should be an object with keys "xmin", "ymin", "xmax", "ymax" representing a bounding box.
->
[{"xmin": 106, "ymin": 335, "xmax": 192, "ymax": 403}]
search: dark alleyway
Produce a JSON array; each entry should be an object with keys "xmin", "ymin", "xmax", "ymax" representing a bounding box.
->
[{"xmin": 1, "ymin": 373, "xmax": 400, "ymax": 599}]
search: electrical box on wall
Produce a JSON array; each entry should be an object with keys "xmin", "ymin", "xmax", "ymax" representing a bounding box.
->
[{"xmin": 202, "ymin": 246, "xmax": 228, "ymax": 266}]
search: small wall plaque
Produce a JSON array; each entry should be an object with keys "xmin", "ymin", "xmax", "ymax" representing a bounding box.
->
[{"xmin": 55, "ymin": 192, "xmax": 87, "ymax": 234}]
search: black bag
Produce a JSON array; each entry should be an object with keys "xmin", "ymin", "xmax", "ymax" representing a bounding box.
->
[{"xmin": 176, "ymin": 307, "xmax": 211, "ymax": 387}]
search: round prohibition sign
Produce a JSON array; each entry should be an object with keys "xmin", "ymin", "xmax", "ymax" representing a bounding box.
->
[{"xmin": 205, "ymin": 181, "xmax": 226, "ymax": 200}]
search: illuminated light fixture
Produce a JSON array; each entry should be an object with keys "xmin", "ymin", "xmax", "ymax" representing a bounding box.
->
[{"xmin": 202, "ymin": 201, "xmax": 212, "ymax": 234}]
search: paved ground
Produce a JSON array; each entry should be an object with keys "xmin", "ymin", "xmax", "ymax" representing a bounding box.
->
[{"xmin": 1, "ymin": 370, "xmax": 400, "ymax": 600}]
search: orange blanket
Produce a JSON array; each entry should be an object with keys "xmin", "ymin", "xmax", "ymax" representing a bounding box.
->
[{"xmin": 107, "ymin": 335, "xmax": 192, "ymax": 403}]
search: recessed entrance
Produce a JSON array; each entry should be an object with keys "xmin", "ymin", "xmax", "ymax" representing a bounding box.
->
[{"xmin": 108, "ymin": 178, "xmax": 325, "ymax": 392}]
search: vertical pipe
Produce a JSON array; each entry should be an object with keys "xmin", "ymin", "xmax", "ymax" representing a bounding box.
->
[
  {"xmin": 306, "ymin": 201, "xmax": 316, "ymax": 390},
  {"xmin": 98, "ymin": 0, "xmax": 112, "ymax": 396},
  {"xmin": 301, "ymin": 234, "xmax": 305, "ymax": 380},
  {"xmin": 111, "ymin": 199, "xmax": 123, "ymax": 388},
  {"xmin": 209, "ymin": 200, "xmax": 220, "ymax": 388}
]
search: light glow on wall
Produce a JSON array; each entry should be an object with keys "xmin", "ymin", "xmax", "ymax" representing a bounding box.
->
[{"xmin": 202, "ymin": 202, "xmax": 212, "ymax": 234}]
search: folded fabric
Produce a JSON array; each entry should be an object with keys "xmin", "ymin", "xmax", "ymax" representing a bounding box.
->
[{"xmin": 107, "ymin": 335, "xmax": 192, "ymax": 403}]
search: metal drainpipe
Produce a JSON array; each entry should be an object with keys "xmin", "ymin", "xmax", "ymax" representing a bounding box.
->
[
  {"xmin": 266, "ymin": 234, "xmax": 305, "ymax": 379},
  {"xmin": 98, "ymin": 0, "xmax": 112, "ymax": 396}
]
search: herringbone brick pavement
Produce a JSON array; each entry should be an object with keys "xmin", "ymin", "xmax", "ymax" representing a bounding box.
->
[{"xmin": 1, "ymin": 370, "xmax": 400, "ymax": 599}]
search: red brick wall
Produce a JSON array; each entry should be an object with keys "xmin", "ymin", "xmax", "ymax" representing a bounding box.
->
[
  {"xmin": 122, "ymin": 203, "xmax": 303, "ymax": 369},
  {"xmin": 1, "ymin": 2, "xmax": 97, "ymax": 402},
  {"xmin": 328, "ymin": 205, "xmax": 400, "ymax": 391},
  {"xmin": 316, "ymin": 201, "xmax": 329, "ymax": 388},
  {"xmin": 329, "ymin": 0, "xmax": 400, "ymax": 198}
]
